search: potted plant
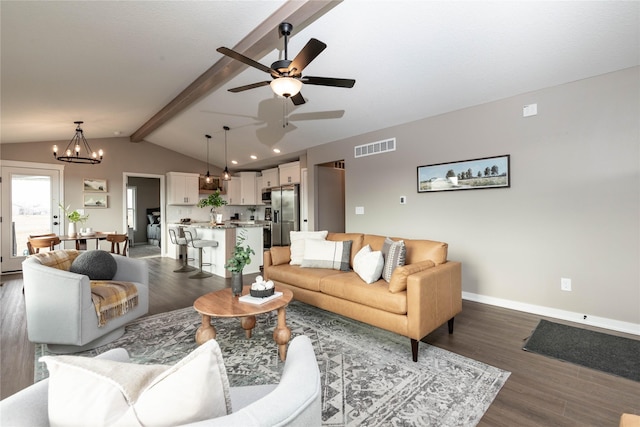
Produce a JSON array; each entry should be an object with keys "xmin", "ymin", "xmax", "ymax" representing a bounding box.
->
[
  {"xmin": 197, "ymin": 190, "xmax": 227, "ymax": 224},
  {"xmin": 225, "ymin": 229, "xmax": 255, "ymax": 295},
  {"xmin": 247, "ymin": 206, "xmax": 257, "ymax": 220},
  {"xmin": 59, "ymin": 204, "xmax": 89, "ymax": 237}
]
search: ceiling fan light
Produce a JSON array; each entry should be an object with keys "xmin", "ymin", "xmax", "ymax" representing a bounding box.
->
[{"xmin": 270, "ymin": 77, "xmax": 302, "ymax": 98}]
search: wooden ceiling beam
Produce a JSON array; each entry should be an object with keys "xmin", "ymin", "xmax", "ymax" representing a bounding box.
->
[{"xmin": 130, "ymin": 0, "xmax": 341, "ymax": 142}]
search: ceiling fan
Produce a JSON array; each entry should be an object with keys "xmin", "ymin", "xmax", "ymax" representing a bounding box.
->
[{"xmin": 217, "ymin": 22, "xmax": 355, "ymax": 106}]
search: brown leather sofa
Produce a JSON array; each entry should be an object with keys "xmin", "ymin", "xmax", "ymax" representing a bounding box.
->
[{"xmin": 264, "ymin": 232, "xmax": 462, "ymax": 361}]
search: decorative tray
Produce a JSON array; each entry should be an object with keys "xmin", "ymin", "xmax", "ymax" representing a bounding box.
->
[{"xmin": 250, "ymin": 287, "xmax": 275, "ymax": 298}]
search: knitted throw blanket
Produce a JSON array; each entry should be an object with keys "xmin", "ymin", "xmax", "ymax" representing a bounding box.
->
[{"xmin": 90, "ymin": 281, "xmax": 139, "ymax": 327}]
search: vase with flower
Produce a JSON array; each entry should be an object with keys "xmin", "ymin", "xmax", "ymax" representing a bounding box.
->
[
  {"xmin": 59, "ymin": 203, "xmax": 89, "ymax": 237},
  {"xmin": 225, "ymin": 229, "xmax": 255, "ymax": 296},
  {"xmin": 197, "ymin": 190, "xmax": 227, "ymax": 224}
]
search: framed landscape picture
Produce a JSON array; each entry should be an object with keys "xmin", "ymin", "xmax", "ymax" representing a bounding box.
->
[
  {"xmin": 417, "ymin": 155, "xmax": 510, "ymax": 193},
  {"xmin": 83, "ymin": 194, "xmax": 108, "ymax": 208},
  {"xmin": 83, "ymin": 178, "xmax": 107, "ymax": 192}
]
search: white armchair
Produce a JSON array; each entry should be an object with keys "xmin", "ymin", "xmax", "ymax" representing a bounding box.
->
[
  {"xmin": 21, "ymin": 250, "xmax": 149, "ymax": 354},
  {"xmin": 0, "ymin": 336, "xmax": 322, "ymax": 427}
]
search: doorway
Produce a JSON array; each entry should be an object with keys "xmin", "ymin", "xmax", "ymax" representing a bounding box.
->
[
  {"xmin": 316, "ymin": 160, "xmax": 345, "ymax": 232},
  {"xmin": 123, "ymin": 173, "xmax": 164, "ymax": 258},
  {"xmin": 1, "ymin": 161, "xmax": 64, "ymax": 273}
]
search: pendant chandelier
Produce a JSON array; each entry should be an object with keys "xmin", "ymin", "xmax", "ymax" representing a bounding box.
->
[
  {"xmin": 204, "ymin": 134, "xmax": 212, "ymax": 183},
  {"xmin": 222, "ymin": 126, "xmax": 231, "ymax": 181},
  {"xmin": 53, "ymin": 121, "xmax": 103, "ymax": 164}
]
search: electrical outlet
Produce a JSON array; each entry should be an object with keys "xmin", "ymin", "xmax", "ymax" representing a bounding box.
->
[{"xmin": 561, "ymin": 278, "xmax": 572, "ymax": 291}]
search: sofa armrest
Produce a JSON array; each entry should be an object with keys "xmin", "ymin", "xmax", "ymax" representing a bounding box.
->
[
  {"xmin": 185, "ymin": 336, "xmax": 321, "ymax": 427},
  {"xmin": 112, "ymin": 255, "xmax": 149, "ymax": 285},
  {"xmin": 0, "ymin": 348, "xmax": 129, "ymax": 427},
  {"xmin": 406, "ymin": 261, "xmax": 462, "ymax": 340}
]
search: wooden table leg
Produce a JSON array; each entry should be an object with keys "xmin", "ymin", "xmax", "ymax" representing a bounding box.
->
[
  {"xmin": 241, "ymin": 315, "xmax": 256, "ymax": 338},
  {"xmin": 195, "ymin": 314, "xmax": 216, "ymax": 345},
  {"xmin": 273, "ymin": 306, "xmax": 291, "ymax": 361}
]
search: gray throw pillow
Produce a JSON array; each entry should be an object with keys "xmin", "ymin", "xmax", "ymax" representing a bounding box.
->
[{"xmin": 70, "ymin": 250, "xmax": 117, "ymax": 280}]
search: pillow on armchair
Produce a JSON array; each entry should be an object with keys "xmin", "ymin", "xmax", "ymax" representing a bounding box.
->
[
  {"xmin": 40, "ymin": 339, "xmax": 231, "ymax": 426},
  {"xmin": 69, "ymin": 250, "xmax": 117, "ymax": 280}
]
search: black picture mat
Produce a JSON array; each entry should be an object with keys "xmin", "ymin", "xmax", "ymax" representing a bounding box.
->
[{"xmin": 523, "ymin": 319, "xmax": 640, "ymax": 382}]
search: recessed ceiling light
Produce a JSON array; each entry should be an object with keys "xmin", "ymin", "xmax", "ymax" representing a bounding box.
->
[
  {"xmin": 231, "ymin": 160, "xmax": 238, "ymax": 165},
  {"xmin": 273, "ymin": 148, "xmax": 281, "ymax": 153},
  {"xmin": 250, "ymin": 155, "xmax": 257, "ymax": 160},
  {"xmin": 113, "ymin": 131, "xmax": 122, "ymax": 136}
]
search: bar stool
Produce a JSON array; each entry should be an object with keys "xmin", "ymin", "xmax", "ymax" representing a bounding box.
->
[
  {"xmin": 183, "ymin": 228, "xmax": 218, "ymax": 279},
  {"xmin": 168, "ymin": 228, "xmax": 196, "ymax": 273}
]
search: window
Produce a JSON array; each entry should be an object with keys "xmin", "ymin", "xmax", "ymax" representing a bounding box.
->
[{"xmin": 126, "ymin": 186, "xmax": 137, "ymax": 230}]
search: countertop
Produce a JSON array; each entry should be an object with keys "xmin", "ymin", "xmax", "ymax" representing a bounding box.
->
[{"xmin": 168, "ymin": 221, "xmax": 267, "ymax": 229}]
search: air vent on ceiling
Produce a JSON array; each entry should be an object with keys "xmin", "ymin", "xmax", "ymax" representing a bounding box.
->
[{"xmin": 354, "ymin": 138, "xmax": 396, "ymax": 158}]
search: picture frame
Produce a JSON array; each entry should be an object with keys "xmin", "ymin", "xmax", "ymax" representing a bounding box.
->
[
  {"xmin": 83, "ymin": 193, "xmax": 108, "ymax": 208},
  {"xmin": 83, "ymin": 178, "xmax": 107, "ymax": 192},
  {"xmin": 417, "ymin": 155, "xmax": 510, "ymax": 193}
]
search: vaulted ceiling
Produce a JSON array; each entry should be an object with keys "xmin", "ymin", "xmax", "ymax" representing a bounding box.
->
[{"xmin": 2, "ymin": 1, "xmax": 638, "ymax": 170}]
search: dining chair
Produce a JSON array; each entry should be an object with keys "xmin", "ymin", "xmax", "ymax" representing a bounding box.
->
[
  {"xmin": 27, "ymin": 234, "xmax": 61, "ymax": 255},
  {"xmin": 106, "ymin": 233, "xmax": 129, "ymax": 256}
]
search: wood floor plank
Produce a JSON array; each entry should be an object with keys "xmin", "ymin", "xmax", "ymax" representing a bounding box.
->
[{"xmin": 1, "ymin": 255, "xmax": 639, "ymax": 426}]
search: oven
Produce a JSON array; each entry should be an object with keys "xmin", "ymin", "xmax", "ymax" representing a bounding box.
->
[{"xmin": 263, "ymin": 223, "xmax": 271, "ymax": 249}]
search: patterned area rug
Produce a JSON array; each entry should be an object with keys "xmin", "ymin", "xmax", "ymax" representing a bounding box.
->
[{"xmin": 36, "ymin": 301, "xmax": 510, "ymax": 426}]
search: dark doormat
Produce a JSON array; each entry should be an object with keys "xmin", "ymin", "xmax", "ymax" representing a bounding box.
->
[{"xmin": 523, "ymin": 319, "xmax": 640, "ymax": 382}]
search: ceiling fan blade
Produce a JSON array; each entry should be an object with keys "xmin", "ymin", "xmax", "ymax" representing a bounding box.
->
[
  {"xmin": 303, "ymin": 76, "xmax": 356, "ymax": 88},
  {"xmin": 288, "ymin": 38, "xmax": 327, "ymax": 75},
  {"xmin": 290, "ymin": 92, "xmax": 306, "ymax": 105},
  {"xmin": 217, "ymin": 47, "xmax": 278, "ymax": 76},
  {"xmin": 228, "ymin": 81, "xmax": 271, "ymax": 93}
]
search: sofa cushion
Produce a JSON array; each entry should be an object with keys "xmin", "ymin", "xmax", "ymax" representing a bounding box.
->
[
  {"xmin": 267, "ymin": 264, "xmax": 341, "ymax": 292},
  {"xmin": 40, "ymin": 339, "xmax": 231, "ymax": 427},
  {"xmin": 301, "ymin": 239, "xmax": 352, "ymax": 271},
  {"xmin": 404, "ymin": 239, "xmax": 448, "ymax": 265},
  {"xmin": 382, "ymin": 237, "xmax": 406, "ymax": 282},
  {"xmin": 289, "ymin": 231, "xmax": 328, "ymax": 265},
  {"xmin": 70, "ymin": 250, "xmax": 117, "ymax": 280},
  {"xmin": 270, "ymin": 246, "xmax": 291, "ymax": 266},
  {"xmin": 353, "ymin": 245, "xmax": 384, "ymax": 284},
  {"xmin": 320, "ymin": 272, "xmax": 407, "ymax": 315},
  {"xmin": 388, "ymin": 260, "xmax": 436, "ymax": 293},
  {"xmin": 29, "ymin": 249, "xmax": 81, "ymax": 271},
  {"xmin": 327, "ymin": 233, "xmax": 364, "ymax": 267}
]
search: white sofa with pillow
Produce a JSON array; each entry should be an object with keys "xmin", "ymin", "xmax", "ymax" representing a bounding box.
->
[
  {"xmin": 0, "ymin": 336, "xmax": 321, "ymax": 427},
  {"xmin": 264, "ymin": 232, "xmax": 462, "ymax": 362},
  {"xmin": 22, "ymin": 249, "xmax": 149, "ymax": 353}
]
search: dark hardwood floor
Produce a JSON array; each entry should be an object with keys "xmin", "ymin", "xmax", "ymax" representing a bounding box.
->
[{"xmin": 2, "ymin": 255, "xmax": 638, "ymax": 426}]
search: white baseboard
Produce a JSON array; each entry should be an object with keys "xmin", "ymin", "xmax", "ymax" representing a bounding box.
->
[{"xmin": 462, "ymin": 292, "xmax": 640, "ymax": 336}]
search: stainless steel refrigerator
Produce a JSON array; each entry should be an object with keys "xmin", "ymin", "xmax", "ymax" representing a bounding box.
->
[{"xmin": 270, "ymin": 184, "xmax": 299, "ymax": 246}]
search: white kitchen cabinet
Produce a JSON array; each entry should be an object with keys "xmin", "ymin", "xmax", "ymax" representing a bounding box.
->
[
  {"xmin": 224, "ymin": 177, "xmax": 241, "ymax": 205},
  {"xmin": 255, "ymin": 175, "xmax": 265, "ymax": 205},
  {"xmin": 167, "ymin": 172, "xmax": 199, "ymax": 205},
  {"xmin": 261, "ymin": 168, "xmax": 279, "ymax": 188},
  {"xmin": 236, "ymin": 226, "xmax": 263, "ymax": 274},
  {"xmin": 278, "ymin": 161, "xmax": 300, "ymax": 185},
  {"xmin": 225, "ymin": 173, "xmax": 257, "ymax": 205},
  {"xmin": 238, "ymin": 172, "xmax": 257, "ymax": 205}
]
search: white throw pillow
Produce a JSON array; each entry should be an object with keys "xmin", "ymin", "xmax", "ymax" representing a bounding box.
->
[
  {"xmin": 353, "ymin": 245, "xmax": 384, "ymax": 284},
  {"xmin": 41, "ymin": 339, "xmax": 231, "ymax": 427},
  {"xmin": 301, "ymin": 239, "xmax": 352, "ymax": 271},
  {"xmin": 289, "ymin": 230, "xmax": 328, "ymax": 265}
]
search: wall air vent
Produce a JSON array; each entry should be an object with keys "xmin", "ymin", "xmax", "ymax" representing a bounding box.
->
[{"xmin": 354, "ymin": 138, "xmax": 396, "ymax": 158}]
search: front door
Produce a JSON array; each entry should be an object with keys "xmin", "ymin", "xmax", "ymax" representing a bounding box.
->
[{"xmin": 1, "ymin": 161, "xmax": 64, "ymax": 273}]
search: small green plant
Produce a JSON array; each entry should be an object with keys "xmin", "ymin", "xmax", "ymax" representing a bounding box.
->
[
  {"xmin": 224, "ymin": 229, "xmax": 255, "ymax": 273},
  {"xmin": 197, "ymin": 190, "xmax": 227, "ymax": 212},
  {"xmin": 59, "ymin": 203, "xmax": 89, "ymax": 223}
]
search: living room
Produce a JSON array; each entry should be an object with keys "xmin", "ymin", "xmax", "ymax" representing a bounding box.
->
[{"xmin": 1, "ymin": 1, "xmax": 638, "ymax": 426}]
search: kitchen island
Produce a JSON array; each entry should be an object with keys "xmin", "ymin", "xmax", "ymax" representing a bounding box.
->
[{"xmin": 167, "ymin": 222, "xmax": 264, "ymax": 278}]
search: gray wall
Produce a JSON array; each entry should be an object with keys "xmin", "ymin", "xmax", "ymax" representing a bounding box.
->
[
  {"xmin": 1, "ymin": 137, "xmax": 218, "ymax": 236},
  {"xmin": 317, "ymin": 164, "xmax": 345, "ymax": 232},
  {"xmin": 307, "ymin": 67, "xmax": 639, "ymax": 328}
]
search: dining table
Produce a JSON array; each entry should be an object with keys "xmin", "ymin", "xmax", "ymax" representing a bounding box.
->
[{"xmin": 57, "ymin": 232, "xmax": 111, "ymax": 250}]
